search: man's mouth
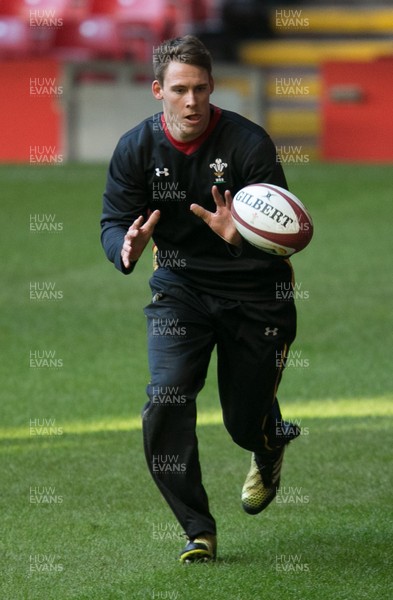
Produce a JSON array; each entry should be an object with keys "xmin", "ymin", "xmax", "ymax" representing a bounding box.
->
[{"xmin": 185, "ymin": 114, "xmax": 201, "ymax": 123}]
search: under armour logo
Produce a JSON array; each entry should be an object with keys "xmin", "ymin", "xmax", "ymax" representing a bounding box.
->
[
  {"xmin": 155, "ymin": 168, "xmax": 169, "ymax": 177},
  {"xmin": 264, "ymin": 327, "xmax": 279, "ymax": 336}
]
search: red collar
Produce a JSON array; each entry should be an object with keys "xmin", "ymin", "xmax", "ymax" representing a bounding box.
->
[{"xmin": 161, "ymin": 106, "xmax": 222, "ymax": 155}]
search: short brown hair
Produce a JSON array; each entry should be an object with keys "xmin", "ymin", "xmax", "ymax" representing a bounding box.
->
[{"xmin": 152, "ymin": 35, "xmax": 212, "ymax": 85}]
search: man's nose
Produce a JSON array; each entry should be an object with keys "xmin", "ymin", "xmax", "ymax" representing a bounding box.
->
[{"xmin": 185, "ymin": 91, "xmax": 196, "ymax": 107}]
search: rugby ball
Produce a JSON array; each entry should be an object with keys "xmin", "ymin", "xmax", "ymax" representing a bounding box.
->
[{"xmin": 231, "ymin": 183, "xmax": 313, "ymax": 256}]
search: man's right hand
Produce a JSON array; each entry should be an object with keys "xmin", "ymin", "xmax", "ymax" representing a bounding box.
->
[{"xmin": 121, "ymin": 210, "xmax": 161, "ymax": 269}]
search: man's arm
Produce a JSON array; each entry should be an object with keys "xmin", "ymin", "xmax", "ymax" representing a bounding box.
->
[
  {"xmin": 120, "ymin": 211, "xmax": 161, "ymax": 269},
  {"xmin": 100, "ymin": 138, "xmax": 158, "ymax": 273},
  {"xmin": 243, "ymin": 134, "xmax": 288, "ymax": 189}
]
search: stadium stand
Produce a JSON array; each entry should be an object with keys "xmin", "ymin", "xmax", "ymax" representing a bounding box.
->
[
  {"xmin": 237, "ymin": 4, "xmax": 393, "ymax": 160},
  {"xmin": 0, "ymin": 15, "xmax": 57, "ymax": 57},
  {"xmin": 1, "ymin": 1, "xmax": 392, "ymax": 161},
  {"xmin": 0, "ymin": 0, "xmax": 213, "ymax": 60}
]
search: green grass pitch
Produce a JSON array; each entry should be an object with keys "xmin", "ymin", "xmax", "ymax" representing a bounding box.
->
[{"xmin": 1, "ymin": 162, "xmax": 392, "ymax": 600}]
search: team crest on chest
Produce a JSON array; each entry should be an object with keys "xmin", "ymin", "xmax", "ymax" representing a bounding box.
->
[{"xmin": 209, "ymin": 158, "xmax": 228, "ymax": 183}]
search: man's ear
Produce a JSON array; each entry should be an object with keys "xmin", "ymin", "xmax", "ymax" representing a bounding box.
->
[
  {"xmin": 209, "ymin": 76, "xmax": 214, "ymax": 95},
  {"xmin": 152, "ymin": 80, "xmax": 163, "ymax": 100}
]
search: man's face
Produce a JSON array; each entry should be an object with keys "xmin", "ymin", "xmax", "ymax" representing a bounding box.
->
[{"xmin": 152, "ymin": 61, "xmax": 214, "ymax": 142}]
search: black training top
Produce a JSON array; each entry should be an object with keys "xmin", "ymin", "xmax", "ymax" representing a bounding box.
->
[{"xmin": 100, "ymin": 105, "xmax": 294, "ymax": 300}]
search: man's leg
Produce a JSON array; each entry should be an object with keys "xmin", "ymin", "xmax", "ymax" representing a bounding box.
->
[
  {"xmin": 215, "ymin": 298, "xmax": 297, "ymax": 452},
  {"xmin": 214, "ymin": 298, "xmax": 299, "ymax": 514},
  {"xmin": 142, "ymin": 278, "xmax": 216, "ymax": 540}
]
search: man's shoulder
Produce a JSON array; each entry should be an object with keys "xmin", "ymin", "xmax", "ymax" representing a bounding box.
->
[
  {"xmin": 218, "ymin": 107, "xmax": 269, "ymax": 138},
  {"xmin": 117, "ymin": 113, "xmax": 162, "ymax": 148}
]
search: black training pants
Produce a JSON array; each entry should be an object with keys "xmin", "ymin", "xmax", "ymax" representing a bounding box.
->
[{"xmin": 142, "ymin": 269, "xmax": 296, "ymax": 539}]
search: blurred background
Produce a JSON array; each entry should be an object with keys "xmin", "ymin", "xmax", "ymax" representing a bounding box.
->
[{"xmin": 1, "ymin": 0, "xmax": 393, "ymax": 163}]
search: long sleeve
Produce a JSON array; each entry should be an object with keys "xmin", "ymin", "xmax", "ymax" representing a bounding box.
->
[{"xmin": 100, "ymin": 132, "xmax": 149, "ymax": 274}]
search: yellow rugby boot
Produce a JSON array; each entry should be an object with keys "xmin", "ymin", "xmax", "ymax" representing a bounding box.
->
[{"xmin": 179, "ymin": 533, "xmax": 217, "ymax": 563}]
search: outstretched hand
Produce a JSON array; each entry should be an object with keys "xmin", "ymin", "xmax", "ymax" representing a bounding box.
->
[
  {"xmin": 121, "ymin": 210, "xmax": 161, "ymax": 269},
  {"xmin": 190, "ymin": 186, "xmax": 242, "ymax": 247}
]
